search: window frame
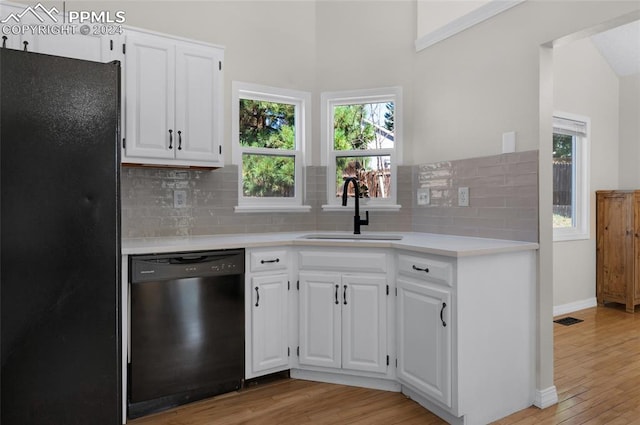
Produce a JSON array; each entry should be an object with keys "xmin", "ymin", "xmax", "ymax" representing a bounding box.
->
[
  {"xmin": 552, "ymin": 112, "xmax": 590, "ymax": 242},
  {"xmin": 320, "ymin": 87, "xmax": 403, "ymax": 211},
  {"xmin": 232, "ymin": 82, "xmax": 311, "ymax": 213}
]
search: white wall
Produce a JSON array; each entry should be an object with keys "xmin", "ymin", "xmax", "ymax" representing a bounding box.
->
[
  {"xmin": 619, "ymin": 73, "xmax": 640, "ymax": 189},
  {"xmin": 552, "ymin": 37, "xmax": 620, "ymax": 309},
  {"xmin": 314, "ymin": 0, "xmax": 416, "ymax": 164}
]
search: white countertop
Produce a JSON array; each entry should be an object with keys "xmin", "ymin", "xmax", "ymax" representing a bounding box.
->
[{"xmin": 122, "ymin": 231, "xmax": 538, "ymax": 258}]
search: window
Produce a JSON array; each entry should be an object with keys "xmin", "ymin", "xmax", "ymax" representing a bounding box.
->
[
  {"xmin": 321, "ymin": 87, "xmax": 402, "ymax": 210},
  {"xmin": 553, "ymin": 113, "xmax": 590, "ymax": 241},
  {"xmin": 232, "ymin": 82, "xmax": 311, "ymax": 212}
]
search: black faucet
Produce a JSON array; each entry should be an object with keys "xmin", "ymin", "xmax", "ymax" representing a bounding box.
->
[{"xmin": 342, "ymin": 177, "xmax": 369, "ymax": 234}]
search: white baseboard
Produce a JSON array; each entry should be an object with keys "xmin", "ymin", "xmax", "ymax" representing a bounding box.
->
[
  {"xmin": 534, "ymin": 386, "xmax": 558, "ymax": 409},
  {"xmin": 553, "ymin": 297, "xmax": 597, "ymax": 317}
]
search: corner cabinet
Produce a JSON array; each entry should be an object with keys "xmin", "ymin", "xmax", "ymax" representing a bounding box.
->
[
  {"xmin": 295, "ymin": 249, "xmax": 392, "ymax": 382},
  {"xmin": 596, "ymin": 190, "xmax": 640, "ymax": 313},
  {"xmin": 123, "ymin": 29, "xmax": 224, "ymax": 168},
  {"xmin": 396, "ymin": 255, "xmax": 452, "ymax": 408},
  {"xmin": 245, "ymin": 248, "xmax": 292, "ymax": 379},
  {"xmin": 396, "ymin": 250, "xmax": 536, "ymax": 425}
]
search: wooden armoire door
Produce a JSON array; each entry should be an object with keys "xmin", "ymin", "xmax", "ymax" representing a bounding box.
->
[{"xmin": 596, "ymin": 191, "xmax": 635, "ymax": 312}]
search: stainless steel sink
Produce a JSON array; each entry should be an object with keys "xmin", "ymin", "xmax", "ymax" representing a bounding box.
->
[{"xmin": 301, "ymin": 233, "xmax": 403, "ymax": 241}]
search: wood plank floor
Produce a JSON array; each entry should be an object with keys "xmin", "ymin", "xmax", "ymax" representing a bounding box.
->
[{"xmin": 129, "ymin": 305, "xmax": 640, "ymax": 425}]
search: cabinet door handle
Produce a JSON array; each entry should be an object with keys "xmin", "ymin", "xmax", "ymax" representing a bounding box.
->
[
  {"xmin": 440, "ymin": 302, "xmax": 447, "ymax": 327},
  {"xmin": 255, "ymin": 286, "xmax": 260, "ymax": 307},
  {"xmin": 260, "ymin": 258, "xmax": 280, "ymax": 264},
  {"xmin": 177, "ymin": 130, "xmax": 182, "ymax": 150},
  {"xmin": 335, "ymin": 285, "xmax": 339, "ymax": 305},
  {"xmin": 343, "ymin": 285, "xmax": 347, "ymax": 305},
  {"xmin": 168, "ymin": 129, "xmax": 173, "ymax": 149},
  {"xmin": 412, "ymin": 265, "xmax": 429, "ymax": 273}
]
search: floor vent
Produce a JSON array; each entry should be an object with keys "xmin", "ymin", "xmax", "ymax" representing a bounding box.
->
[{"xmin": 554, "ymin": 317, "xmax": 584, "ymax": 326}]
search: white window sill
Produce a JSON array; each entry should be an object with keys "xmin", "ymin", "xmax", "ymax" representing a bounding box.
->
[
  {"xmin": 234, "ymin": 205, "xmax": 312, "ymax": 214},
  {"xmin": 321, "ymin": 204, "xmax": 402, "ymax": 212},
  {"xmin": 553, "ymin": 229, "xmax": 590, "ymax": 242}
]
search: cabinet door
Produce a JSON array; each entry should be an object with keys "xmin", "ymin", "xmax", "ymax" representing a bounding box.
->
[
  {"xmin": 341, "ymin": 274, "xmax": 387, "ymax": 373},
  {"xmin": 251, "ymin": 274, "xmax": 289, "ymax": 374},
  {"xmin": 299, "ymin": 272, "xmax": 341, "ymax": 369},
  {"xmin": 124, "ymin": 31, "xmax": 175, "ymax": 160},
  {"xmin": 597, "ymin": 192, "xmax": 633, "ymax": 301},
  {"xmin": 397, "ymin": 278, "xmax": 451, "ymax": 407},
  {"xmin": 23, "ymin": 31, "xmax": 113, "ymax": 62},
  {"xmin": 175, "ymin": 43, "xmax": 223, "ymax": 164}
]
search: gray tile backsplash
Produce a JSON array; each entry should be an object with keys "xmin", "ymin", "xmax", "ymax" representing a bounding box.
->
[
  {"xmin": 412, "ymin": 151, "xmax": 539, "ymax": 242},
  {"xmin": 121, "ymin": 150, "xmax": 539, "ymax": 241}
]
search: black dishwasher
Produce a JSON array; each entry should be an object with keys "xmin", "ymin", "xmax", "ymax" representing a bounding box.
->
[{"xmin": 128, "ymin": 249, "xmax": 245, "ymax": 419}]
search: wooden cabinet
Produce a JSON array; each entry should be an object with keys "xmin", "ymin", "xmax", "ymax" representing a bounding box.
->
[
  {"xmin": 123, "ymin": 29, "xmax": 224, "ymax": 168},
  {"xmin": 596, "ymin": 190, "xmax": 640, "ymax": 313},
  {"xmin": 297, "ymin": 249, "xmax": 390, "ymax": 376},
  {"xmin": 298, "ymin": 271, "xmax": 387, "ymax": 374},
  {"xmin": 245, "ymin": 249, "xmax": 291, "ymax": 379}
]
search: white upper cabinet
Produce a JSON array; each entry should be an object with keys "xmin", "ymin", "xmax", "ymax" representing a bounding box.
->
[
  {"xmin": 124, "ymin": 31, "xmax": 175, "ymax": 161},
  {"xmin": 23, "ymin": 29, "xmax": 114, "ymax": 62},
  {"xmin": 174, "ymin": 43, "xmax": 223, "ymax": 163},
  {"xmin": 123, "ymin": 29, "xmax": 224, "ymax": 168},
  {"xmin": 1, "ymin": 3, "xmax": 116, "ymax": 62}
]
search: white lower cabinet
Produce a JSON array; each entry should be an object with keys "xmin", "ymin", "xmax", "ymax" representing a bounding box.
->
[
  {"xmin": 396, "ymin": 277, "xmax": 451, "ymax": 407},
  {"xmin": 250, "ymin": 273, "xmax": 289, "ymax": 374},
  {"xmin": 243, "ymin": 244, "xmax": 536, "ymax": 425},
  {"xmin": 396, "ymin": 250, "xmax": 536, "ymax": 425},
  {"xmin": 298, "ymin": 272, "xmax": 387, "ymax": 374},
  {"xmin": 245, "ymin": 249, "xmax": 291, "ymax": 379}
]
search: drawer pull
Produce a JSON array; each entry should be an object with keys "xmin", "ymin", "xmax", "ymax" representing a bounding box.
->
[
  {"xmin": 440, "ymin": 302, "xmax": 447, "ymax": 327},
  {"xmin": 261, "ymin": 258, "xmax": 280, "ymax": 264},
  {"xmin": 412, "ymin": 265, "xmax": 430, "ymax": 273},
  {"xmin": 255, "ymin": 287, "xmax": 260, "ymax": 307}
]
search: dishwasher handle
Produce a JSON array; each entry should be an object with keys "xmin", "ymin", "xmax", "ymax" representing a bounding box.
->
[{"xmin": 169, "ymin": 255, "xmax": 213, "ymax": 264}]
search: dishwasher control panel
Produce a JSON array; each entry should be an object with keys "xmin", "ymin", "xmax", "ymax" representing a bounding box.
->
[{"xmin": 130, "ymin": 249, "xmax": 245, "ymax": 283}]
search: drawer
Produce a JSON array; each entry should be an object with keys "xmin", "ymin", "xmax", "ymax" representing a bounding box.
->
[
  {"xmin": 298, "ymin": 250, "xmax": 387, "ymax": 273},
  {"xmin": 250, "ymin": 249, "xmax": 289, "ymax": 273},
  {"xmin": 398, "ymin": 254, "xmax": 453, "ymax": 286}
]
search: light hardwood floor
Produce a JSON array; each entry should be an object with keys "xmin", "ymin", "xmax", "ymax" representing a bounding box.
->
[{"xmin": 129, "ymin": 305, "xmax": 640, "ymax": 425}]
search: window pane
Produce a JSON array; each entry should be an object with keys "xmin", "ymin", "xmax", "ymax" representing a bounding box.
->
[
  {"xmin": 335, "ymin": 155, "xmax": 391, "ymax": 199},
  {"xmin": 333, "ymin": 102, "xmax": 394, "ymax": 151},
  {"xmin": 239, "ymin": 99, "xmax": 295, "ymax": 149},
  {"xmin": 553, "ymin": 133, "xmax": 574, "ymax": 228},
  {"xmin": 242, "ymin": 154, "xmax": 295, "ymax": 198}
]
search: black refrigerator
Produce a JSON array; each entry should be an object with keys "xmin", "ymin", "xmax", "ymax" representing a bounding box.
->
[{"xmin": 0, "ymin": 48, "xmax": 121, "ymax": 424}]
